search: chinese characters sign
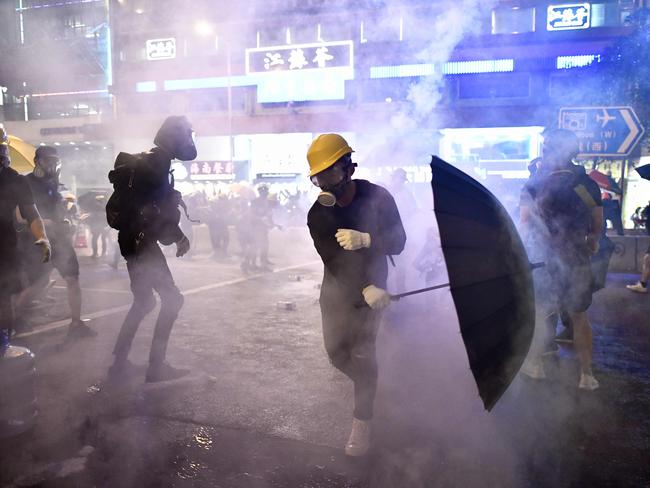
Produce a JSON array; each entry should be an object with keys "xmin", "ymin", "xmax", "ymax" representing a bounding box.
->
[
  {"xmin": 186, "ymin": 161, "xmax": 236, "ymax": 181},
  {"xmin": 547, "ymin": 4, "xmax": 591, "ymax": 31},
  {"xmin": 246, "ymin": 41, "xmax": 353, "ymax": 75},
  {"xmin": 146, "ymin": 38, "xmax": 176, "ymax": 61}
]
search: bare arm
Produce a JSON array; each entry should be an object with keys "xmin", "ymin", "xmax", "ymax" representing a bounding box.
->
[{"xmin": 21, "ymin": 204, "xmax": 48, "ymax": 241}]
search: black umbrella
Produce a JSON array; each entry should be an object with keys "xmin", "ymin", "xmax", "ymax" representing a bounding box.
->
[
  {"xmin": 635, "ymin": 163, "xmax": 650, "ymax": 181},
  {"xmin": 392, "ymin": 156, "xmax": 535, "ymax": 411}
]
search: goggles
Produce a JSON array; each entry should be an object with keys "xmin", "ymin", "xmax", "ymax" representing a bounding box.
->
[{"xmin": 310, "ymin": 161, "xmax": 355, "ymax": 187}]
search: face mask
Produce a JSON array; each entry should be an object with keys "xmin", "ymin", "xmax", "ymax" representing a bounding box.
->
[
  {"xmin": 312, "ymin": 161, "xmax": 354, "ymax": 207},
  {"xmin": 317, "ymin": 178, "xmax": 349, "ymax": 207},
  {"xmin": 175, "ymin": 130, "xmax": 197, "ymax": 161},
  {"xmin": 34, "ymin": 156, "xmax": 61, "ymax": 179}
]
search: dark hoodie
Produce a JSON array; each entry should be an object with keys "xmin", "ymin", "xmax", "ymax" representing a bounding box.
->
[{"xmin": 308, "ymin": 179, "xmax": 406, "ymax": 304}]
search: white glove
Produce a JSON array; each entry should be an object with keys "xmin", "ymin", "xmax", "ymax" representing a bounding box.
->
[
  {"xmin": 362, "ymin": 285, "xmax": 391, "ymax": 310},
  {"xmin": 34, "ymin": 238, "xmax": 52, "ymax": 263},
  {"xmin": 175, "ymin": 235, "xmax": 190, "ymax": 257},
  {"xmin": 335, "ymin": 229, "xmax": 371, "ymax": 251}
]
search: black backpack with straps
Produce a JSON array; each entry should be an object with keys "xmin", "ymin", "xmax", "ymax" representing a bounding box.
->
[{"xmin": 106, "ymin": 150, "xmax": 193, "ymax": 244}]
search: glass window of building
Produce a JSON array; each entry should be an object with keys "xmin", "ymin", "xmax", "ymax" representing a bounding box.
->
[
  {"xmin": 591, "ymin": 3, "xmax": 623, "ymax": 27},
  {"xmin": 491, "ymin": 7, "xmax": 536, "ymax": 34}
]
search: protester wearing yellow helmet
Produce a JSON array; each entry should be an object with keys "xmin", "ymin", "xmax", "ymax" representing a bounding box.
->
[{"xmin": 306, "ymin": 133, "xmax": 406, "ymax": 456}]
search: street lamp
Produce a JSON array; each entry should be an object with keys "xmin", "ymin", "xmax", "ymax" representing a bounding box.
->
[{"xmin": 195, "ymin": 21, "xmax": 214, "ymax": 37}]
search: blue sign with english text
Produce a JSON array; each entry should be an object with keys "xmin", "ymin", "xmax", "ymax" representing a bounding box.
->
[{"xmin": 559, "ymin": 106, "xmax": 645, "ymax": 157}]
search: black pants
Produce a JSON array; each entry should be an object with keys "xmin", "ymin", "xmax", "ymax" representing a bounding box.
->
[
  {"xmin": 208, "ymin": 220, "xmax": 229, "ymax": 255},
  {"xmin": 320, "ymin": 290, "xmax": 380, "ymax": 420},
  {"xmin": 603, "ymin": 201, "xmax": 624, "ymax": 236},
  {"xmin": 113, "ymin": 240, "xmax": 183, "ymax": 365}
]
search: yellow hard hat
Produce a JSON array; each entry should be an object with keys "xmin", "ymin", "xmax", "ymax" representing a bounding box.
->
[{"xmin": 307, "ymin": 133, "xmax": 354, "ymax": 177}]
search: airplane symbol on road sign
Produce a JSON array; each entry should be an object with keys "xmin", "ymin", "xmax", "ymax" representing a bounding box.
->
[{"xmin": 596, "ymin": 109, "xmax": 616, "ymax": 128}]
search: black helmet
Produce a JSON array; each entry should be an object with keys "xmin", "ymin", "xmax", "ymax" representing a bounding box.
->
[
  {"xmin": 542, "ymin": 128, "xmax": 580, "ymax": 161},
  {"xmin": 154, "ymin": 115, "xmax": 197, "ymax": 161},
  {"xmin": 34, "ymin": 145, "xmax": 61, "ymax": 179}
]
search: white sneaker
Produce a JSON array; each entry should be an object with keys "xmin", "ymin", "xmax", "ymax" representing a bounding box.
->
[
  {"xmin": 344, "ymin": 418, "xmax": 371, "ymax": 457},
  {"xmin": 579, "ymin": 373, "xmax": 600, "ymax": 391},
  {"xmin": 520, "ymin": 359, "xmax": 546, "ymax": 380},
  {"xmin": 626, "ymin": 282, "xmax": 648, "ymax": 293}
]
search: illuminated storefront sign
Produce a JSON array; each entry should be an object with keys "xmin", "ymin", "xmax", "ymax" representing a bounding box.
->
[
  {"xmin": 180, "ymin": 160, "xmax": 237, "ymax": 181},
  {"xmin": 146, "ymin": 38, "xmax": 176, "ymax": 60},
  {"xmin": 245, "ymin": 41, "xmax": 353, "ymax": 74},
  {"xmin": 547, "ymin": 4, "xmax": 591, "ymax": 30},
  {"xmin": 242, "ymin": 41, "xmax": 354, "ymax": 103}
]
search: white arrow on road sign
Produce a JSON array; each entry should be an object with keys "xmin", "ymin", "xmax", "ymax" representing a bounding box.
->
[{"xmin": 619, "ymin": 109, "xmax": 642, "ymax": 154}]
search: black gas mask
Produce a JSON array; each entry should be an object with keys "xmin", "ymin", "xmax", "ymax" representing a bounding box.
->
[
  {"xmin": 34, "ymin": 154, "xmax": 62, "ymax": 180},
  {"xmin": 310, "ymin": 159, "xmax": 356, "ymax": 207},
  {"xmin": 154, "ymin": 115, "xmax": 198, "ymax": 161}
]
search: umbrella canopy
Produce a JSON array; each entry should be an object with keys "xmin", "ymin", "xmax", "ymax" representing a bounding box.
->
[
  {"xmin": 7, "ymin": 135, "xmax": 36, "ymax": 174},
  {"xmin": 429, "ymin": 156, "xmax": 535, "ymax": 411},
  {"xmin": 588, "ymin": 169, "xmax": 622, "ymax": 194},
  {"xmin": 635, "ymin": 164, "xmax": 650, "ymax": 181}
]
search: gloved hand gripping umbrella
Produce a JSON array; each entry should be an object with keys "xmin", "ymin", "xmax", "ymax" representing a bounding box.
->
[{"xmin": 393, "ymin": 157, "xmax": 536, "ymax": 411}]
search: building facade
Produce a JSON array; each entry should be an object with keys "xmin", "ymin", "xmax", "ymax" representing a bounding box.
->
[{"xmin": 1, "ymin": 0, "xmax": 648, "ymax": 222}]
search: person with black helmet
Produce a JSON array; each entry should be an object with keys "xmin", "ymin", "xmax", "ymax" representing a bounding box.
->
[
  {"xmin": 519, "ymin": 128, "xmax": 603, "ymax": 390},
  {"xmin": 306, "ymin": 133, "xmax": 406, "ymax": 456},
  {"xmin": 14, "ymin": 145, "xmax": 94, "ymax": 338},
  {"xmin": 108, "ymin": 115, "xmax": 195, "ymax": 383},
  {"xmin": 0, "ymin": 125, "xmax": 51, "ymax": 345}
]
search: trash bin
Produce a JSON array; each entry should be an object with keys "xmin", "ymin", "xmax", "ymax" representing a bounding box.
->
[{"xmin": 0, "ymin": 345, "xmax": 37, "ymax": 439}]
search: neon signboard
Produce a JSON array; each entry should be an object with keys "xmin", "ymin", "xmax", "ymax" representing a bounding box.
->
[
  {"xmin": 547, "ymin": 4, "xmax": 591, "ymax": 30},
  {"xmin": 245, "ymin": 41, "xmax": 353, "ymax": 75},
  {"xmin": 146, "ymin": 38, "xmax": 176, "ymax": 61}
]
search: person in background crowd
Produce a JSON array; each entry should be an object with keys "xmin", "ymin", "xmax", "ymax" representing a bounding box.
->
[
  {"xmin": 250, "ymin": 185, "xmax": 276, "ymax": 270},
  {"xmin": 206, "ymin": 195, "xmax": 231, "ymax": 259}
]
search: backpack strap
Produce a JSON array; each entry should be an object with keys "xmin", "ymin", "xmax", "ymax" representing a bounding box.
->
[{"xmin": 573, "ymin": 183, "xmax": 598, "ymax": 210}]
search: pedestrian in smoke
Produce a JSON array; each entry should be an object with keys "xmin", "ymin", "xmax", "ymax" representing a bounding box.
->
[
  {"xmin": 107, "ymin": 116, "xmax": 195, "ymax": 383},
  {"xmin": 306, "ymin": 134, "xmax": 406, "ymax": 456},
  {"xmin": 387, "ymin": 168, "xmax": 418, "ymax": 292},
  {"xmin": 250, "ymin": 184, "xmax": 275, "ymax": 269},
  {"xmin": 626, "ymin": 244, "xmax": 650, "ymax": 293},
  {"xmin": 14, "ymin": 146, "xmax": 95, "ymax": 338},
  {"xmin": 0, "ymin": 126, "xmax": 51, "ymax": 345},
  {"xmin": 519, "ymin": 129, "xmax": 603, "ymax": 390},
  {"xmin": 206, "ymin": 195, "xmax": 231, "ymax": 259},
  {"xmin": 86, "ymin": 194, "xmax": 109, "ymax": 258}
]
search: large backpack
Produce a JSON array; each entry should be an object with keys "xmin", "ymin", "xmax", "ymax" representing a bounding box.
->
[{"xmin": 106, "ymin": 151, "xmax": 190, "ymax": 244}]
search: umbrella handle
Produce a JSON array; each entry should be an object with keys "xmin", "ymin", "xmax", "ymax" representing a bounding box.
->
[{"xmin": 390, "ymin": 283, "xmax": 450, "ymax": 300}]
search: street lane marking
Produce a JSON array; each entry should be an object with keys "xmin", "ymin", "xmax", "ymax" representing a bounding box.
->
[
  {"xmin": 15, "ymin": 260, "xmax": 320, "ymax": 338},
  {"xmin": 53, "ymin": 286, "xmax": 133, "ymax": 295}
]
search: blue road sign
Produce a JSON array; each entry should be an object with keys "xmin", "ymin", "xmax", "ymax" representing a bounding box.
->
[{"xmin": 559, "ymin": 106, "xmax": 645, "ymax": 157}]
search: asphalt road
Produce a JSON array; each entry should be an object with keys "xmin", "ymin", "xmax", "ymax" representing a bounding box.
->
[{"xmin": 1, "ymin": 227, "xmax": 649, "ymax": 488}]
